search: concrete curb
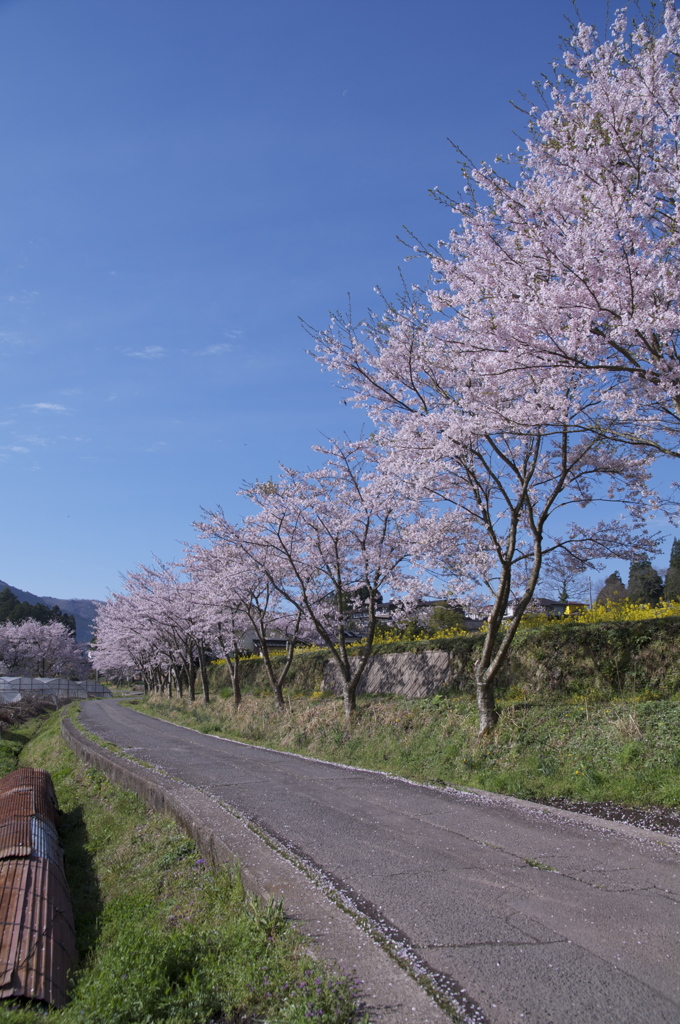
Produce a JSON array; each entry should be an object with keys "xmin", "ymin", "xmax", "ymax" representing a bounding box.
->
[{"xmin": 61, "ymin": 714, "xmax": 460, "ymax": 1024}]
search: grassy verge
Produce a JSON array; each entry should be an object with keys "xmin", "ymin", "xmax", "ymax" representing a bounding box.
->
[
  {"xmin": 135, "ymin": 691, "xmax": 680, "ymax": 808},
  {"xmin": 0, "ymin": 711, "xmax": 363, "ymax": 1023}
]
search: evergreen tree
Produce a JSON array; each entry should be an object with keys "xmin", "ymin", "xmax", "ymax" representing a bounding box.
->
[
  {"xmin": 0, "ymin": 587, "xmax": 76, "ymax": 634},
  {"xmin": 595, "ymin": 572, "xmax": 628, "ymax": 605},
  {"xmin": 664, "ymin": 539, "xmax": 680, "ymax": 602},
  {"xmin": 627, "ymin": 560, "xmax": 664, "ymax": 606}
]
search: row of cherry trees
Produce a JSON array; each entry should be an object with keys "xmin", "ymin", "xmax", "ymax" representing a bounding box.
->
[
  {"xmin": 94, "ymin": 443, "xmax": 415, "ymax": 717},
  {"xmin": 95, "ymin": 7, "xmax": 679, "ymax": 732}
]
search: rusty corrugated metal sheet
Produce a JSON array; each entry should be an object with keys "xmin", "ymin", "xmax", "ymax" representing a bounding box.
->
[
  {"xmin": 0, "ymin": 819, "xmax": 32, "ymax": 860},
  {"xmin": 0, "ymin": 767, "xmax": 59, "ymax": 807},
  {"xmin": 0, "ymin": 767, "xmax": 77, "ymax": 1007}
]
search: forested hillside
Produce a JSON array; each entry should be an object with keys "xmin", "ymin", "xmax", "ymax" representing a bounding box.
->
[
  {"xmin": 0, "ymin": 587, "xmax": 76, "ymax": 635},
  {"xmin": 0, "ymin": 581, "xmax": 97, "ymax": 642}
]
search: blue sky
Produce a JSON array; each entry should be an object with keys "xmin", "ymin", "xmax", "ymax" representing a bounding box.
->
[{"xmin": 0, "ymin": 0, "xmax": 647, "ymax": 600}]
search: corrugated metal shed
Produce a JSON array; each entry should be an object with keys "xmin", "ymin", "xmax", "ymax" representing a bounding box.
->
[{"xmin": 0, "ymin": 768, "xmax": 77, "ymax": 1006}]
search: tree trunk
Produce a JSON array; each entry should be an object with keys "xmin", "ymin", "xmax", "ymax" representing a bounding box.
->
[
  {"xmin": 185, "ymin": 661, "xmax": 196, "ymax": 701},
  {"xmin": 232, "ymin": 664, "xmax": 242, "ymax": 707},
  {"xmin": 225, "ymin": 653, "xmax": 242, "ymax": 708},
  {"xmin": 260, "ymin": 639, "xmax": 285, "ymax": 709},
  {"xmin": 342, "ymin": 681, "xmax": 357, "ymax": 720},
  {"xmin": 475, "ymin": 670, "xmax": 499, "ymax": 736},
  {"xmin": 198, "ymin": 645, "xmax": 210, "ymax": 704},
  {"xmin": 340, "ymin": 589, "xmax": 380, "ymax": 721},
  {"xmin": 474, "ymin": 627, "xmax": 501, "ymax": 736},
  {"xmin": 473, "ymin": 591, "xmax": 539, "ymax": 735}
]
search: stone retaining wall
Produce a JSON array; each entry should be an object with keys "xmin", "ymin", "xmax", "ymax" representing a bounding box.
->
[{"xmin": 323, "ymin": 650, "xmax": 451, "ymax": 698}]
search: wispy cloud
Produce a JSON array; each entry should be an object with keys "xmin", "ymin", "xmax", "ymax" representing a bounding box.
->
[
  {"xmin": 128, "ymin": 346, "xmax": 165, "ymax": 359},
  {"xmin": 20, "ymin": 435, "xmax": 50, "ymax": 446},
  {"xmin": 0, "ymin": 330, "xmax": 27, "ymax": 346},
  {"xmin": 0, "ymin": 445, "xmax": 29, "ymax": 454},
  {"xmin": 25, "ymin": 403, "xmax": 67, "ymax": 413},
  {"xmin": 197, "ymin": 343, "xmax": 232, "ymax": 356}
]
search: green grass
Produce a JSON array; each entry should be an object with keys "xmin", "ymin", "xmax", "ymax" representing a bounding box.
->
[
  {"xmin": 0, "ymin": 711, "xmax": 363, "ymax": 1023},
  {"xmin": 0, "ymin": 715, "xmax": 48, "ymax": 775},
  {"xmin": 134, "ymin": 690, "xmax": 680, "ymax": 808}
]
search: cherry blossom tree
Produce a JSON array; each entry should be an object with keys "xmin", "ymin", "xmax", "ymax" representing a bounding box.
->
[
  {"xmin": 418, "ymin": 5, "xmax": 680, "ymax": 460},
  {"xmin": 187, "ymin": 537, "xmax": 310, "ymax": 709},
  {"xmin": 134, "ymin": 561, "xmax": 214, "ymax": 702},
  {"xmin": 405, "ymin": 420, "xmax": 653, "ymax": 731},
  {"xmin": 310, "ymin": 7, "xmax": 675, "ymax": 733},
  {"xmin": 93, "ymin": 584, "xmax": 168, "ymax": 691},
  {"xmin": 200, "ymin": 441, "xmax": 414, "ymax": 719},
  {"xmin": 315, "ymin": 284, "xmax": 656, "ymax": 735},
  {"xmin": 87, "ymin": 5, "xmax": 680, "ymax": 745},
  {"xmin": 0, "ymin": 620, "xmax": 87, "ymax": 678},
  {"xmin": 138, "ymin": 561, "xmax": 218, "ymax": 702},
  {"xmin": 182, "ymin": 552, "xmax": 249, "ymax": 707},
  {"xmin": 93, "ymin": 560, "xmax": 215, "ymax": 702}
]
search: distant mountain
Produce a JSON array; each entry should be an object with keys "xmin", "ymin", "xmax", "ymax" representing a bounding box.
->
[{"xmin": 0, "ymin": 580, "xmax": 99, "ymax": 643}]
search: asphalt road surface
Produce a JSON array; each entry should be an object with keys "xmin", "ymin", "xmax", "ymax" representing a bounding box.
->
[{"xmin": 79, "ymin": 700, "xmax": 679, "ymax": 1024}]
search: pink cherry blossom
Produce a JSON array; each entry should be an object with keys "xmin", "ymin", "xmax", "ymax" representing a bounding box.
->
[
  {"xmin": 311, "ymin": 9, "xmax": 671, "ymax": 732},
  {"xmin": 0, "ymin": 619, "xmax": 87, "ymax": 679}
]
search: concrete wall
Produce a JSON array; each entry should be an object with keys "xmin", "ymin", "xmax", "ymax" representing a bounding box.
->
[{"xmin": 323, "ymin": 650, "xmax": 452, "ymax": 699}]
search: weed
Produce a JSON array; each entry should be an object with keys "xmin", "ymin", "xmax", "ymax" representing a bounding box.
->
[{"xmin": 246, "ymin": 893, "xmax": 287, "ymax": 939}]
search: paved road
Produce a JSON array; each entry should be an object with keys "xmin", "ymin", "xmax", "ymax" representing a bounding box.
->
[{"xmin": 79, "ymin": 700, "xmax": 679, "ymax": 1024}]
